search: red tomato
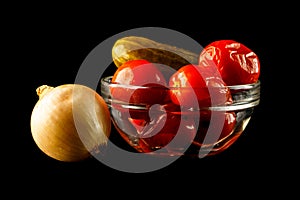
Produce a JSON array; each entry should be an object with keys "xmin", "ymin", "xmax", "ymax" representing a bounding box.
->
[
  {"xmin": 128, "ymin": 103, "xmax": 179, "ymax": 137},
  {"xmin": 138, "ymin": 112, "xmax": 197, "ymax": 151},
  {"xmin": 169, "ymin": 64, "xmax": 232, "ymax": 108},
  {"xmin": 193, "ymin": 111, "xmax": 237, "ymax": 145},
  {"xmin": 127, "ymin": 103, "xmax": 196, "ymax": 152},
  {"xmin": 199, "ymin": 40, "xmax": 260, "ymax": 85},
  {"xmin": 111, "ymin": 59, "xmax": 169, "ymax": 104}
]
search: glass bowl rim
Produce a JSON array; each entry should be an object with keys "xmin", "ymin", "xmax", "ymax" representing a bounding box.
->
[
  {"xmin": 100, "ymin": 75, "xmax": 261, "ymax": 90},
  {"xmin": 100, "ymin": 76, "xmax": 260, "ymax": 112}
]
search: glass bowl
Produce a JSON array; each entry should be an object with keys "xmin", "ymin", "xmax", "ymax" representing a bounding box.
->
[{"xmin": 100, "ymin": 76, "xmax": 260, "ymax": 158}]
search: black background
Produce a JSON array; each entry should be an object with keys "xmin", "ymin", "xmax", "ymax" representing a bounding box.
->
[{"xmin": 4, "ymin": 2, "xmax": 297, "ymax": 197}]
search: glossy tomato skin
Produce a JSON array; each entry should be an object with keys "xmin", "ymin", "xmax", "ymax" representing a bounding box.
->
[
  {"xmin": 199, "ymin": 40, "xmax": 260, "ymax": 85},
  {"xmin": 193, "ymin": 111, "xmax": 237, "ymax": 145},
  {"xmin": 169, "ymin": 64, "xmax": 232, "ymax": 108},
  {"xmin": 137, "ymin": 106, "xmax": 197, "ymax": 152},
  {"xmin": 111, "ymin": 59, "xmax": 169, "ymax": 105}
]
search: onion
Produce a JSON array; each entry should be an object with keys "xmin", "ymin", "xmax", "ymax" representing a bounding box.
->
[{"xmin": 30, "ymin": 84, "xmax": 111, "ymax": 162}]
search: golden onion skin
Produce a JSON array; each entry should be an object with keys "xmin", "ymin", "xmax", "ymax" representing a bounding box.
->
[{"xmin": 30, "ymin": 84, "xmax": 111, "ymax": 162}]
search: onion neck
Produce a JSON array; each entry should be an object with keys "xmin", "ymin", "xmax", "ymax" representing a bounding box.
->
[{"xmin": 36, "ymin": 85, "xmax": 54, "ymax": 99}]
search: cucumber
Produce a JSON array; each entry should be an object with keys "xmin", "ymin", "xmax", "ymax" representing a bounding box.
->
[{"xmin": 112, "ymin": 36, "xmax": 199, "ymax": 71}]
